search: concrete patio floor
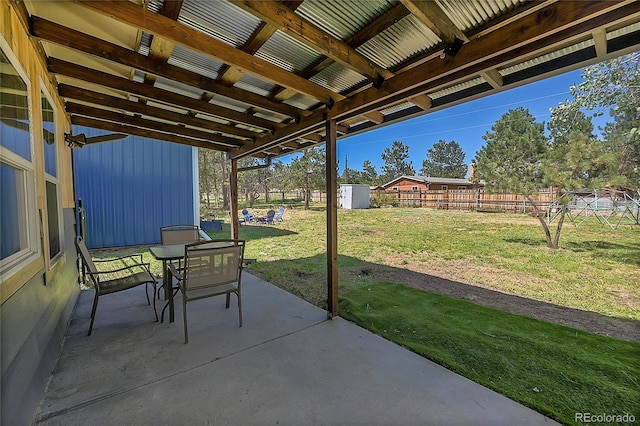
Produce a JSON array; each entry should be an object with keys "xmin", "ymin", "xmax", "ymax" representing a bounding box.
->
[{"xmin": 35, "ymin": 273, "xmax": 556, "ymax": 425}]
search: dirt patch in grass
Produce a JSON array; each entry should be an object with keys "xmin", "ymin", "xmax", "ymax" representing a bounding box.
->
[{"xmin": 366, "ymin": 266, "xmax": 640, "ymax": 343}]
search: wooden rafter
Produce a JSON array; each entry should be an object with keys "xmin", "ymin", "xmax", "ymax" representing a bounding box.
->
[
  {"xmin": 232, "ymin": 0, "xmax": 638, "ymax": 158},
  {"xmin": 58, "ymin": 84, "xmax": 259, "ymax": 140},
  {"xmin": 48, "ymin": 58, "xmax": 278, "ymax": 132},
  {"xmin": 399, "ymin": 0, "xmax": 468, "ymax": 44},
  {"xmin": 29, "ymin": 16, "xmax": 302, "ymax": 119},
  {"xmin": 231, "ymin": 0, "xmax": 394, "ymax": 83},
  {"xmin": 66, "ymin": 103, "xmax": 248, "ymax": 148},
  {"xmin": 76, "ymin": 0, "xmax": 338, "ymax": 105}
]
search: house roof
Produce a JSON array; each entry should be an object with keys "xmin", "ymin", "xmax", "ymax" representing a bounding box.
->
[
  {"xmin": 382, "ymin": 175, "xmax": 477, "ymax": 188},
  {"xmin": 17, "ymin": 0, "xmax": 640, "ymax": 159}
]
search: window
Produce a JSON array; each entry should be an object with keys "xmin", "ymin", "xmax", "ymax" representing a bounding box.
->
[
  {"xmin": 441, "ymin": 185, "xmax": 448, "ymax": 190},
  {"xmin": 42, "ymin": 87, "xmax": 62, "ymax": 262},
  {"xmin": 392, "ymin": 186, "xmax": 398, "ymax": 191},
  {"xmin": 459, "ymin": 186, "xmax": 466, "ymax": 190},
  {"xmin": 0, "ymin": 43, "xmax": 39, "ymax": 278},
  {"xmin": 412, "ymin": 186, "xmax": 419, "ymax": 190}
]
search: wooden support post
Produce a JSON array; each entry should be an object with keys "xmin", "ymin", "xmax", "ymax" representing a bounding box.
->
[
  {"xmin": 325, "ymin": 118, "xmax": 339, "ymax": 318},
  {"xmin": 230, "ymin": 158, "xmax": 239, "ymax": 240}
]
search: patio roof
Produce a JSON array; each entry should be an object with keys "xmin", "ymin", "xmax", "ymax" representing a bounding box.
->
[
  {"xmin": 19, "ymin": 0, "xmax": 640, "ymax": 159},
  {"xmin": 34, "ymin": 272, "xmax": 556, "ymax": 424}
]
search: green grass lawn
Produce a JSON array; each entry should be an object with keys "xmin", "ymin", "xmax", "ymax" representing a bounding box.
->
[
  {"xmin": 339, "ymin": 282, "xmax": 640, "ymax": 426},
  {"xmin": 237, "ymin": 207, "xmax": 639, "ymax": 320}
]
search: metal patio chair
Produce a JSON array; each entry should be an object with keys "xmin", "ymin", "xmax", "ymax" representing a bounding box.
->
[
  {"xmin": 75, "ymin": 236, "xmax": 157, "ymax": 336},
  {"xmin": 165, "ymin": 240, "xmax": 245, "ymax": 344}
]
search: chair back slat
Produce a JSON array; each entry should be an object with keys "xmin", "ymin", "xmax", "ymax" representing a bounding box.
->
[
  {"xmin": 75, "ymin": 237, "xmax": 99, "ymax": 278},
  {"xmin": 160, "ymin": 225, "xmax": 199, "ymax": 245},
  {"xmin": 184, "ymin": 242, "xmax": 244, "ymax": 290}
]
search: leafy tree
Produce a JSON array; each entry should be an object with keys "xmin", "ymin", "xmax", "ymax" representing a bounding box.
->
[
  {"xmin": 289, "ymin": 147, "xmax": 326, "ymax": 209},
  {"xmin": 420, "ymin": 139, "xmax": 468, "ymax": 178},
  {"xmin": 473, "ymin": 107, "xmax": 561, "ymax": 247},
  {"xmin": 552, "ymin": 52, "xmax": 639, "ymax": 189},
  {"xmin": 380, "ymin": 140, "xmax": 415, "ymax": 183}
]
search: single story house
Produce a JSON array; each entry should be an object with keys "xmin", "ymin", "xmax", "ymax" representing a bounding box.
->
[{"xmin": 382, "ymin": 176, "xmax": 482, "ymax": 192}]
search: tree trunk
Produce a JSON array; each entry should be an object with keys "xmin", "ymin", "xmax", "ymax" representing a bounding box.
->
[
  {"xmin": 552, "ymin": 208, "xmax": 566, "ymax": 249},
  {"xmin": 527, "ymin": 196, "xmax": 556, "ymax": 249}
]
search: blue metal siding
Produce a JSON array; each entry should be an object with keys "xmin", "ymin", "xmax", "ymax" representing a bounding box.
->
[{"xmin": 73, "ymin": 127, "xmax": 196, "ymax": 248}]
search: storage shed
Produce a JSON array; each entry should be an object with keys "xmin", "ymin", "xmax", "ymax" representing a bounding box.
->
[{"xmin": 340, "ymin": 184, "xmax": 370, "ymax": 210}]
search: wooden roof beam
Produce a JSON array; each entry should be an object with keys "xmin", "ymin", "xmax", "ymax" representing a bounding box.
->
[
  {"xmin": 70, "ymin": 116, "xmax": 236, "ymax": 152},
  {"xmin": 76, "ymin": 0, "xmax": 338, "ymax": 106},
  {"xmin": 48, "ymin": 58, "xmax": 278, "ymax": 132},
  {"xmin": 66, "ymin": 102, "xmax": 248, "ymax": 148},
  {"xmin": 231, "ymin": 1, "xmax": 394, "ymax": 84},
  {"xmin": 399, "ymin": 0, "xmax": 468, "ymax": 44},
  {"xmin": 410, "ymin": 95, "xmax": 432, "ymax": 111},
  {"xmin": 479, "ymin": 69, "xmax": 504, "ymax": 90},
  {"xmin": 29, "ymin": 16, "xmax": 303, "ymax": 119},
  {"xmin": 327, "ymin": 1, "xmax": 635, "ymax": 122},
  {"xmin": 58, "ymin": 84, "xmax": 259, "ymax": 140}
]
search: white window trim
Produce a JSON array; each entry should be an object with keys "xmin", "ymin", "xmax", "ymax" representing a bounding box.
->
[
  {"xmin": 0, "ymin": 37, "xmax": 41, "ymax": 282},
  {"xmin": 441, "ymin": 185, "xmax": 448, "ymax": 190},
  {"xmin": 412, "ymin": 186, "xmax": 419, "ymax": 190},
  {"xmin": 41, "ymin": 83, "xmax": 64, "ymax": 266}
]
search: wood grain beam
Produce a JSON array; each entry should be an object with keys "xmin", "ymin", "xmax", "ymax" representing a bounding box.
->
[
  {"xmin": 479, "ymin": 69, "xmax": 504, "ymax": 90},
  {"xmin": 231, "ymin": 109, "xmax": 326, "ymax": 158},
  {"xmin": 232, "ymin": 1, "xmax": 638, "ymax": 158},
  {"xmin": 76, "ymin": 0, "xmax": 338, "ymax": 105},
  {"xmin": 410, "ymin": 95, "xmax": 432, "ymax": 110},
  {"xmin": 70, "ymin": 116, "xmax": 234, "ymax": 151},
  {"xmin": 58, "ymin": 84, "xmax": 259, "ymax": 140},
  {"xmin": 231, "ymin": 1, "xmax": 394, "ymax": 82},
  {"xmin": 328, "ymin": 1, "xmax": 633, "ymax": 121},
  {"xmin": 400, "ymin": 0, "xmax": 467, "ymax": 44},
  {"xmin": 66, "ymin": 102, "xmax": 248, "ymax": 147},
  {"xmin": 29, "ymin": 16, "xmax": 302, "ymax": 119},
  {"xmin": 48, "ymin": 58, "xmax": 278, "ymax": 132}
]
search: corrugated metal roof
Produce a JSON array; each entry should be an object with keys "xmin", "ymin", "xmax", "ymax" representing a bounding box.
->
[
  {"xmin": 234, "ymin": 74, "xmax": 278, "ymax": 97},
  {"xmin": 178, "ymin": 0, "xmax": 261, "ymax": 48},
  {"xmin": 255, "ymin": 30, "xmax": 322, "ymax": 73},
  {"xmin": 283, "ymin": 93, "xmax": 322, "ymax": 110},
  {"xmin": 500, "ymin": 40, "xmax": 594, "ymax": 77},
  {"xmin": 168, "ymin": 45, "xmax": 225, "ymax": 80},
  {"xmin": 608, "ymin": 22, "xmax": 640, "ymax": 39},
  {"xmin": 154, "ymin": 76, "xmax": 204, "ymax": 99},
  {"xmin": 436, "ymin": 0, "xmax": 524, "ymax": 32},
  {"xmin": 429, "ymin": 77, "xmax": 485, "ymax": 99},
  {"xmin": 357, "ymin": 14, "xmax": 440, "ymax": 69},
  {"xmin": 209, "ymin": 95, "xmax": 250, "ymax": 114},
  {"xmin": 296, "ymin": 0, "xmax": 395, "ymax": 40},
  {"xmin": 310, "ymin": 62, "xmax": 367, "ymax": 93},
  {"xmin": 380, "ymin": 101, "xmax": 413, "ymax": 115},
  {"xmin": 138, "ymin": 32, "xmax": 152, "ymax": 56}
]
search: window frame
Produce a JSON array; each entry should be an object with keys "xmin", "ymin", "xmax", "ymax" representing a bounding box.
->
[
  {"xmin": 411, "ymin": 185, "xmax": 419, "ymax": 191},
  {"xmin": 441, "ymin": 185, "xmax": 448, "ymax": 190},
  {"xmin": 0, "ymin": 38, "xmax": 41, "ymax": 283},
  {"xmin": 40, "ymin": 83, "xmax": 64, "ymax": 266}
]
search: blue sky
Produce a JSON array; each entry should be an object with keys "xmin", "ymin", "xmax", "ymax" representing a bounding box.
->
[{"xmin": 280, "ymin": 67, "xmax": 611, "ymax": 177}]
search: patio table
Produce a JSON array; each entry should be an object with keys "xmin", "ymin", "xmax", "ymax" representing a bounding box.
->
[{"xmin": 149, "ymin": 243, "xmax": 185, "ymax": 323}]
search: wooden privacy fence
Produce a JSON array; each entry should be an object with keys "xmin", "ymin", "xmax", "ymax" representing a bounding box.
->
[{"xmin": 374, "ymin": 188, "xmax": 557, "ymax": 213}]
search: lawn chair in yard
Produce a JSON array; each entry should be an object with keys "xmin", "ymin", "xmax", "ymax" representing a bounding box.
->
[
  {"xmin": 165, "ymin": 240, "xmax": 245, "ymax": 343},
  {"xmin": 273, "ymin": 207, "xmax": 285, "ymax": 222},
  {"xmin": 75, "ymin": 236, "xmax": 157, "ymax": 336},
  {"xmin": 258, "ymin": 209, "xmax": 275, "ymax": 225},
  {"xmin": 241, "ymin": 209, "xmax": 256, "ymax": 223}
]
